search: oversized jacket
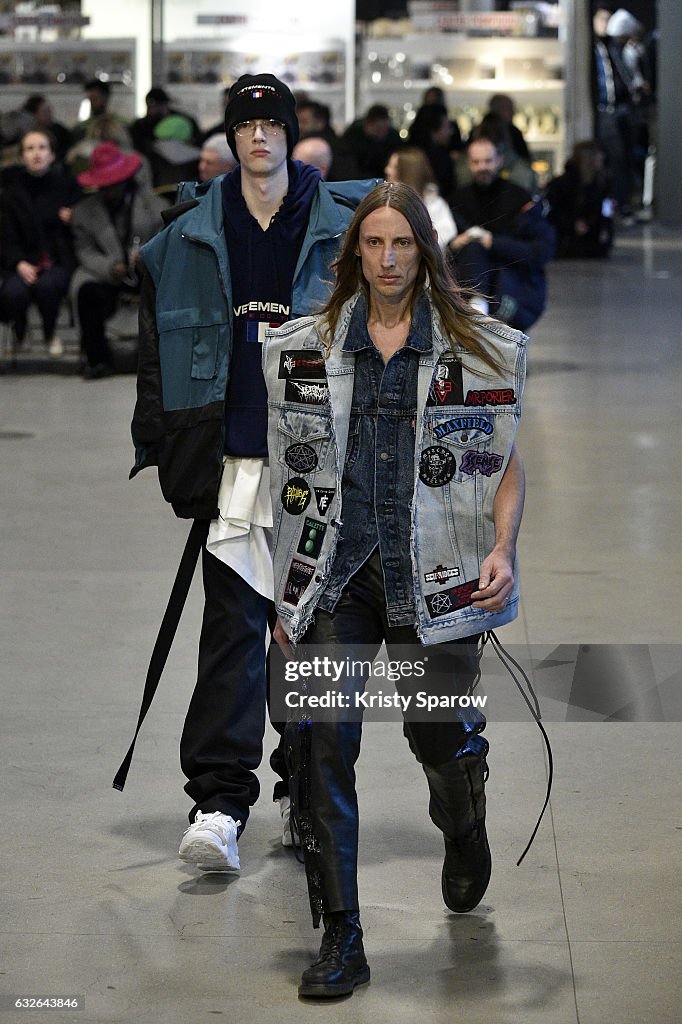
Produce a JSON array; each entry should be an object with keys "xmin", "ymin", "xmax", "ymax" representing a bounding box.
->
[
  {"xmin": 263, "ymin": 291, "xmax": 527, "ymax": 645},
  {"xmin": 130, "ymin": 170, "xmax": 379, "ymax": 519}
]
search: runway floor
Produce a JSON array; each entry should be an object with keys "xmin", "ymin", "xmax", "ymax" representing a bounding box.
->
[{"xmin": 1, "ymin": 224, "xmax": 680, "ymax": 1023}]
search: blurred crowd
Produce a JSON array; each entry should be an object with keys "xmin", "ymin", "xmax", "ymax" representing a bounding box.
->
[{"xmin": 0, "ymin": 5, "xmax": 655, "ymax": 374}]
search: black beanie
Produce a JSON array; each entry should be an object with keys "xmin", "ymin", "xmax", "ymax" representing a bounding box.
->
[{"xmin": 224, "ymin": 74, "xmax": 299, "ymax": 160}]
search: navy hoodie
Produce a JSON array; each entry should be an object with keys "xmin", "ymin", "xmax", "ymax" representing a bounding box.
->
[{"xmin": 221, "ymin": 160, "xmax": 321, "ymax": 457}]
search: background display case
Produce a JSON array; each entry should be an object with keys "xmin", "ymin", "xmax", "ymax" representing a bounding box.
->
[
  {"xmin": 358, "ymin": 29, "xmax": 566, "ymax": 178},
  {"xmin": 164, "ymin": 39, "xmax": 347, "ymax": 132},
  {"xmin": 0, "ymin": 38, "xmax": 136, "ymax": 127}
]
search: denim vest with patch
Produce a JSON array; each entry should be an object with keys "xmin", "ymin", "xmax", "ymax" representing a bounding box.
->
[{"xmin": 263, "ymin": 291, "xmax": 527, "ymax": 646}]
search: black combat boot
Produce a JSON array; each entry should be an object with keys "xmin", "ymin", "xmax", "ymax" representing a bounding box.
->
[
  {"xmin": 441, "ymin": 820, "xmax": 492, "ymax": 913},
  {"xmin": 299, "ymin": 911, "xmax": 370, "ymax": 998},
  {"xmin": 423, "ymin": 736, "xmax": 491, "ymax": 913}
]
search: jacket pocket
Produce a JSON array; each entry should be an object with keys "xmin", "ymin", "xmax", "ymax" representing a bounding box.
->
[
  {"xmin": 276, "ymin": 408, "xmax": 333, "ymax": 475},
  {"xmin": 157, "ymin": 308, "xmax": 224, "ymax": 382}
]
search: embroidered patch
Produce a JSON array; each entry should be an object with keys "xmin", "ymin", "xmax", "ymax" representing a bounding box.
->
[
  {"xmin": 425, "ymin": 579, "xmax": 480, "ymax": 618},
  {"xmin": 284, "ymin": 442, "xmax": 318, "ymax": 474},
  {"xmin": 424, "ymin": 564, "xmax": 461, "ymax": 585},
  {"xmin": 283, "ymin": 559, "xmax": 315, "ymax": 606},
  {"xmin": 314, "ymin": 487, "xmax": 335, "ymax": 516},
  {"xmin": 296, "ymin": 517, "xmax": 327, "ymax": 558},
  {"xmin": 427, "ymin": 354, "xmax": 464, "ymax": 406},
  {"xmin": 281, "ymin": 477, "xmax": 311, "ymax": 515},
  {"xmin": 278, "ymin": 350, "xmax": 326, "ymax": 380},
  {"xmin": 419, "ymin": 446, "xmax": 456, "ymax": 487},
  {"xmin": 465, "ymin": 388, "xmax": 516, "ymax": 406},
  {"xmin": 460, "ymin": 451, "xmax": 504, "ymax": 477},
  {"xmin": 285, "ymin": 379, "xmax": 329, "ymax": 405},
  {"xmin": 432, "ymin": 415, "xmax": 494, "ymax": 441}
]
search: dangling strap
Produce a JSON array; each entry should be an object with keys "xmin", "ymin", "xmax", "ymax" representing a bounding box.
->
[
  {"xmin": 112, "ymin": 518, "xmax": 209, "ymax": 791},
  {"xmin": 486, "ymin": 631, "xmax": 554, "ymax": 865}
]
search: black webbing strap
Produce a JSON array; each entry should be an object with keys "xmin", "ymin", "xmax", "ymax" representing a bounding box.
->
[{"xmin": 112, "ymin": 518, "xmax": 209, "ymax": 791}]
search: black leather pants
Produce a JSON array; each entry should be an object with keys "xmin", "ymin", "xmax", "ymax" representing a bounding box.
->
[{"xmin": 289, "ymin": 549, "xmax": 487, "ymax": 922}]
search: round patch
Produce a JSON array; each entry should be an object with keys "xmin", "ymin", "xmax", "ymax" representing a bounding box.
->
[
  {"xmin": 281, "ymin": 477, "xmax": 311, "ymax": 515},
  {"xmin": 284, "ymin": 442, "xmax": 318, "ymax": 474},
  {"xmin": 419, "ymin": 446, "xmax": 456, "ymax": 487}
]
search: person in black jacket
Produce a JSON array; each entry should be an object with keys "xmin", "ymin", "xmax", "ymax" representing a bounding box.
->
[
  {"xmin": 545, "ymin": 140, "xmax": 614, "ymax": 258},
  {"xmin": 449, "ymin": 135, "xmax": 555, "ymax": 331},
  {"xmin": 0, "ymin": 129, "xmax": 81, "ymax": 356}
]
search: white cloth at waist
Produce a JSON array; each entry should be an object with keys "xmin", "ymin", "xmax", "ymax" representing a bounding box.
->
[{"xmin": 206, "ymin": 456, "xmax": 274, "ymax": 600}]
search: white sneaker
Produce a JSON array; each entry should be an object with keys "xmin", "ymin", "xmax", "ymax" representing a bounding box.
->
[
  {"xmin": 178, "ymin": 811, "xmax": 241, "ymax": 872},
  {"xmin": 279, "ymin": 795, "xmax": 300, "ymax": 848},
  {"xmin": 47, "ymin": 336, "xmax": 64, "ymax": 357}
]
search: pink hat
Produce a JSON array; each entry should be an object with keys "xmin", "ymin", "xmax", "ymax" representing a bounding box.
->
[{"xmin": 77, "ymin": 142, "xmax": 142, "ymax": 188}]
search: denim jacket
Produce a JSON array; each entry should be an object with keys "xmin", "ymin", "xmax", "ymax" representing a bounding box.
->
[{"xmin": 263, "ymin": 290, "xmax": 527, "ymax": 645}]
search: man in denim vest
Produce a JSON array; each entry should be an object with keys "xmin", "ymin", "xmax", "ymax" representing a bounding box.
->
[{"xmin": 264, "ymin": 182, "xmax": 526, "ymax": 997}]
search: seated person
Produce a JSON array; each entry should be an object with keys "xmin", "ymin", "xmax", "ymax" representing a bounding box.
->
[
  {"xmin": 341, "ymin": 104, "xmax": 401, "ymax": 179},
  {"xmin": 0, "ymin": 129, "xmax": 81, "ymax": 356},
  {"xmin": 292, "ymin": 136, "xmax": 334, "ymax": 180},
  {"xmin": 384, "ymin": 146, "xmax": 457, "ymax": 251},
  {"xmin": 407, "ymin": 103, "xmax": 458, "ymax": 201},
  {"xmin": 545, "ymin": 140, "xmax": 614, "ymax": 258},
  {"xmin": 148, "ymin": 114, "xmax": 201, "ymax": 191},
  {"xmin": 198, "ymin": 133, "xmax": 237, "ymax": 182},
  {"xmin": 450, "ymin": 135, "xmax": 555, "ymax": 330},
  {"xmin": 71, "ymin": 142, "xmax": 165, "ymax": 378}
]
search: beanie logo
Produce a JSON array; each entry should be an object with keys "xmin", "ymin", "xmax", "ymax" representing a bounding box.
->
[{"xmin": 236, "ymin": 84, "xmax": 278, "ymax": 99}]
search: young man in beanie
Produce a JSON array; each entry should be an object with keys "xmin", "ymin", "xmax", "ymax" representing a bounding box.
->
[{"xmin": 125, "ymin": 74, "xmax": 379, "ymax": 872}]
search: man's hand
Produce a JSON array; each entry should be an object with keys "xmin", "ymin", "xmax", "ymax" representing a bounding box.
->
[
  {"xmin": 471, "ymin": 544, "xmax": 515, "ymax": 611},
  {"xmin": 17, "ymin": 260, "xmax": 38, "ymax": 285},
  {"xmin": 111, "ymin": 261, "xmax": 129, "ymax": 282},
  {"xmin": 273, "ymin": 616, "xmax": 294, "ymax": 659},
  {"xmin": 450, "ymin": 226, "xmax": 493, "ymax": 252}
]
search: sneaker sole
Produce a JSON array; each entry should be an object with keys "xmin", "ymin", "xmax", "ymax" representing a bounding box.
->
[
  {"xmin": 179, "ymin": 838, "xmax": 240, "ymax": 872},
  {"xmin": 298, "ymin": 965, "xmax": 370, "ymax": 999}
]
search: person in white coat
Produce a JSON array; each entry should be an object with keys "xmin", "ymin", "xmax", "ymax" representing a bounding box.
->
[{"xmin": 385, "ymin": 146, "xmax": 457, "ymax": 251}]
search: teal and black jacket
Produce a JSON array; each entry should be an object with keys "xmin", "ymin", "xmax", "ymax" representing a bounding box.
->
[{"xmin": 130, "ymin": 167, "xmax": 379, "ymax": 519}]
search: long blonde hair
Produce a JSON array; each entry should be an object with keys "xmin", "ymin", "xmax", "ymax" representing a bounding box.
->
[{"xmin": 319, "ymin": 181, "xmax": 501, "ymax": 372}]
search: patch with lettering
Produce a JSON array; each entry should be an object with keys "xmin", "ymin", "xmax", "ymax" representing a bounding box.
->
[
  {"xmin": 285, "ymin": 379, "xmax": 329, "ymax": 405},
  {"xmin": 281, "ymin": 477, "xmax": 311, "ymax": 515},
  {"xmin": 424, "ymin": 564, "xmax": 461, "ymax": 585},
  {"xmin": 419, "ymin": 446, "xmax": 456, "ymax": 487},
  {"xmin": 283, "ymin": 559, "xmax": 316, "ymax": 606},
  {"xmin": 427, "ymin": 354, "xmax": 464, "ymax": 406},
  {"xmin": 278, "ymin": 350, "xmax": 326, "ymax": 380},
  {"xmin": 296, "ymin": 517, "xmax": 327, "ymax": 559},
  {"xmin": 314, "ymin": 487, "xmax": 335, "ymax": 516},
  {"xmin": 465, "ymin": 388, "xmax": 516, "ymax": 406},
  {"xmin": 425, "ymin": 579, "xmax": 480, "ymax": 618},
  {"xmin": 284, "ymin": 442, "xmax": 318, "ymax": 474},
  {"xmin": 431, "ymin": 415, "xmax": 494, "ymax": 442},
  {"xmin": 460, "ymin": 451, "xmax": 504, "ymax": 477}
]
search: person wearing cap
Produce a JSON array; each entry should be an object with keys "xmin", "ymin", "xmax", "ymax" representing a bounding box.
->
[
  {"xmin": 125, "ymin": 74, "xmax": 379, "ymax": 877},
  {"xmin": 591, "ymin": 4, "xmax": 638, "ymax": 220},
  {"xmin": 70, "ymin": 142, "xmax": 165, "ymax": 378},
  {"xmin": 129, "ymin": 86, "xmax": 201, "ymax": 160},
  {"xmin": 148, "ymin": 114, "xmax": 201, "ymax": 191}
]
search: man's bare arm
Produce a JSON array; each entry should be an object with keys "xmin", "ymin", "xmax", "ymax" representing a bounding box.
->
[{"xmin": 471, "ymin": 443, "xmax": 525, "ymax": 610}]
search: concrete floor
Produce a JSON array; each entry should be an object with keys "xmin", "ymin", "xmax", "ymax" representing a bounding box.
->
[{"xmin": 1, "ymin": 226, "xmax": 680, "ymax": 1023}]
